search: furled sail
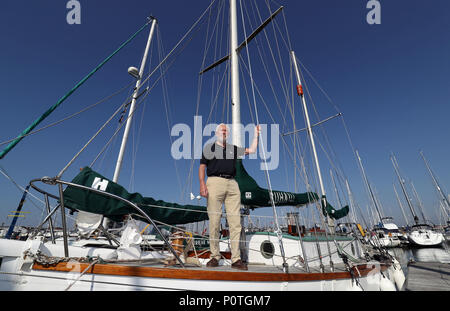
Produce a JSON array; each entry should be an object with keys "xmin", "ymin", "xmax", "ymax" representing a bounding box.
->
[
  {"xmin": 62, "ymin": 167, "xmax": 209, "ymax": 225},
  {"xmin": 235, "ymin": 160, "xmax": 349, "ymax": 220},
  {"xmin": 63, "ymin": 161, "xmax": 349, "ymax": 225}
]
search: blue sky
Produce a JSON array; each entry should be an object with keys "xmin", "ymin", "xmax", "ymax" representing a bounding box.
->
[{"xmin": 0, "ymin": 0, "xmax": 449, "ymax": 229}]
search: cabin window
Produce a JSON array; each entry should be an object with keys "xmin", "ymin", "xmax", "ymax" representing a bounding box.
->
[{"xmin": 260, "ymin": 240, "xmax": 275, "ymax": 259}]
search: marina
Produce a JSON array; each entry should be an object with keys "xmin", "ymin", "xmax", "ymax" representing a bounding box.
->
[
  {"xmin": 389, "ymin": 242, "xmax": 450, "ymax": 291},
  {"xmin": 0, "ymin": 0, "xmax": 449, "ymax": 292}
]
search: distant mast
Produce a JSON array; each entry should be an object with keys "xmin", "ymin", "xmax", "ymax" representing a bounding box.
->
[
  {"xmin": 393, "ymin": 183, "xmax": 410, "ymax": 226},
  {"xmin": 391, "ymin": 154, "xmax": 419, "ymax": 225},
  {"xmin": 420, "ymin": 151, "xmax": 450, "ymax": 217},
  {"xmin": 355, "ymin": 150, "xmax": 384, "ymax": 224}
]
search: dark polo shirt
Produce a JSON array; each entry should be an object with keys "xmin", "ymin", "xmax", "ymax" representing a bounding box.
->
[{"xmin": 200, "ymin": 142, "xmax": 245, "ymax": 177}]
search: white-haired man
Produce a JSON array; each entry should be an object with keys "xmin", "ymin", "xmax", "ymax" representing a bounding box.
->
[{"xmin": 199, "ymin": 123, "xmax": 260, "ymax": 270}]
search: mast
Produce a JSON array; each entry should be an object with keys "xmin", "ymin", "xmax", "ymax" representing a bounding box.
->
[
  {"xmin": 230, "ymin": 0, "xmax": 241, "ymax": 147},
  {"xmin": 355, "ymin": 150, "xmax": 384, "ymax": 224},
  {"xmin": 420, "ymin": 151, "xmax": 450, "ymax": 214},
  {"xmin": 229, "ymin": 0, "xmax": 291, "ymax": 272},
  {"xmin": 393, "ymin": 183, "xmax": 410, "ymax": 226},
  {"xmin": 330, "ymin": 169, "xmax": 342, "ymax": 211},
  {"xmin": 290, "ymin": 50, "xmax": 333, "ymax": 231},
  {"xmin": 113, "ymin": 17, "xmax": 158, "ymax": 182},
  {"xmin": 100, "ymin": 17, "xmax": 157, "ymax": 230},
  {"xmin": 410, "ymin": 181, "xmax": 428, "ymax": 224},
  {"xmin": 390, "ymin": 153, "xmax": 419, "ymax": 225},
  {"xmin": 345, "ymin": 180, "xmax": 357, "ymax": 224}
]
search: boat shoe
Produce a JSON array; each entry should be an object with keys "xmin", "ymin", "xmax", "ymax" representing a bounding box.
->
[
  {"xmin": 206, "ymin": 258, "xmax": 219, "ymax": 267},
  {"xmin": 231, "ymin": 259, "xmax": 248, "ymax": 270}
]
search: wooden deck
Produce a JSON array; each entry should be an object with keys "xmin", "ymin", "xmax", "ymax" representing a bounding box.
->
[{"xmin": 404, "ymin": 262, "xmax": 450, "ymax": 291}]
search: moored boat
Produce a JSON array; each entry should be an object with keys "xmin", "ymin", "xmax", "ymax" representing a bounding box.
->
[{"xmin": 0, "ymin": 0, "xmax": 405, "ymax": 291}]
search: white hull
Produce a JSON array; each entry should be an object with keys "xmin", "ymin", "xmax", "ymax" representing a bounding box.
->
[
  {"xmin": 370, "ymin": 236, "xmax": 401, "ymax": 248},
  {"xmin": 0, "ymin": 236, "xmax": 403, "ymax": 291},
  {"xmin": 244, "ymin": 232, "xmax": 362, "ymax": 267},
  {"xmin": 0, "ymin": 0, "xmax": 410, "ymax": 293},
  {"xmin": 370, "ymin": 222, "xmax": 403, "ymax": 248},
  {"xmin": 0, "ymin": 265, "xmax": 394, "ymax": 291},
  {"xmin": 408, "ymin": 229, "xmax": 444, "ymax": 247}
]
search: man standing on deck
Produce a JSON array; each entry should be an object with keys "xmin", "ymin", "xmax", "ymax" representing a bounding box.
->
[{"xmin": 199, "ymin": 123, "xmax": 261, "ymax": 270}]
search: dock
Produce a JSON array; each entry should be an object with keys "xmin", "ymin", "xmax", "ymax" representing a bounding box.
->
[{"xmin": 404, "ymin": 261, "xmax": 450, "ymax": 291}]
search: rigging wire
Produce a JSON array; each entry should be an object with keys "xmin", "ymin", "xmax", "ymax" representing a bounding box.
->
[
  {"xmin": 89, "ymin": 89, "xmax": 151, "ymax": 168},
  {"xmin": 238, "ymin": 0, "xmax": 290, "ymax": 272},
  {"xmin": 294, "ymin": 56, "xmax": 356, "ymax": 196},
  {"xmin": 93, "ymin": 86, "xmax": 139, "ymax": 174},
  {"xmin": 129, "ymin": 37, "xmax": 155, "ymax": 191},
  {"xmin": 238, "ymin": 56, "xmax": 316, "ymax": 197},
  {"xmin": 255, "ymin": 0, "xmax": 354, "ymax": 222},
  {"xmin": 60, "ymin": 4, "xmax": 214, "ymax": 179},
  {"xmin": 156, "ymin": 25, "xmax": 185, "ymax": 202},
  {"xmin": 137, "ymin": 0, "xmax": 219, "ymax": 89},
  {"xmin": 0, "ymin": 20, "xmax": 153, "ymax": 160},
  {"xmin": 238, "ymin": 2, "xmax": 311, "ymax": 199},
  {"xmin": 184, "ymin": 0, "xmax": 226, "ymax": 202},
  {"xmin": 293, "ymin": 55, "xmax": 358, "ymax": 226},
  {"xmin": 0, "ymin": 165, "xmax": 77, "ymax": 228},
  {"xmin": 0, "ymin": 82, "xmax": 134, "ymax": 148},
  {"xmin": 0, "ymin": 165, "xmax": 45, "ymax": 213}
]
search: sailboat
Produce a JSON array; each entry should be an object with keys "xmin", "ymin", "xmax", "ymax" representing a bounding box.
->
[
  {"xmin": 390, "ymin": 153, "xmax": 444, "ymax": 247},
  {"xmin": 392, "ymin": 184, "xmax": 411, "ymax": 245},
  {"xmin": 371, "ymin": 218, "xmax": 402, "ymax": 248},
  {"xmin": 420, "ymin": 150, "xmax": 450, "ymax": 240},
  {"xmin": 0, "ymin": 0, "xmax": 405, "ymax": 291},
  {"xmin": 355, "ymin": 150, "xmax": 401, "ymax": 248}
]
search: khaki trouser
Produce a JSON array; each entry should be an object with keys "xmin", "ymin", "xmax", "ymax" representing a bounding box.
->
[{"xmin": 206, "ymin": 176, "xmax": 242, "ymax": 264}]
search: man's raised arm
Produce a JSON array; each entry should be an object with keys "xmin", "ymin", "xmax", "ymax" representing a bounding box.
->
[{"xmin": 245, "ymin": 125, "xmax": 261, "ymax": 155}]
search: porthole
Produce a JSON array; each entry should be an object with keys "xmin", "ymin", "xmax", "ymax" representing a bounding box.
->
[{"xmin": 260, "ymin": 240, "xmax": 275, "ymax": 259}]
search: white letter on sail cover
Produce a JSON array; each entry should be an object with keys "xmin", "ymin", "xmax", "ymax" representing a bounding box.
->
[
  {"xmin": 66, "ymin": 0, "xmax": 81, "ymax": 25},
  {"xmin": 92, "ymin": 177, "xmax": 109, "ymax": 191}
]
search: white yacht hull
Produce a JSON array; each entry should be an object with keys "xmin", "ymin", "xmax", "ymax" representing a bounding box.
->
[
  {"xmin": 244, "ymin": 232, "xmax": 362, "ymax": 267},
  {"xmin": 0, "ymin": 237, "xmax": 403, "ymax": 291},
  {"xmin": 370, "ymin": 236, "xmax": 401, "ymax": 248},
  {"xmin": 408, "ymin": 229, "xmax": 444, "ymax": 247},
  {"xmin": 0, "ymin": 261, "xmax": 394, "ymax": 291}
]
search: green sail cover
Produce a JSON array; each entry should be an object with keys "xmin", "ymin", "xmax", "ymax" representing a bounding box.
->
[
  {"xmin": 322, "ymin": 198, "xmax": 350, "ymax": 220},
  {"xmin": 234, "ymin": 160, "xmax": 349, "ymax": 220},
  {"xmin": 62, "ymin": 161, "xmax": 349, "ymax": 225},
  {"xmin": 62, "ymin": 167, "xmax": 209, "ymax": 225}
]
